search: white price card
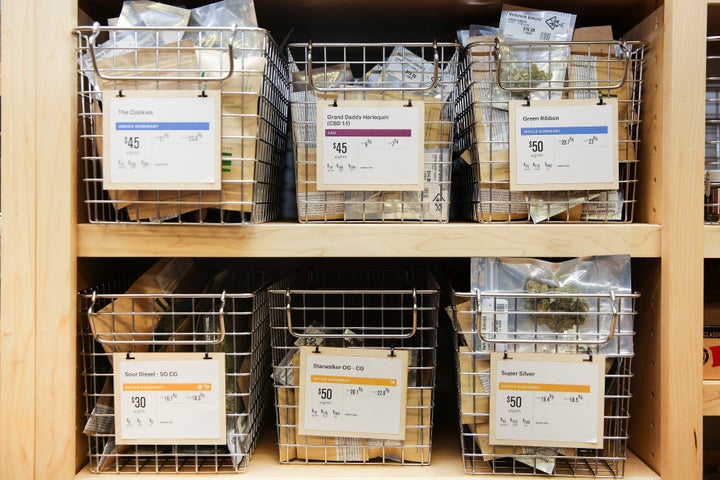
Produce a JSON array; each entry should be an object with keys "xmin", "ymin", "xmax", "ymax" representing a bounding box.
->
[
  {"xmin": 103, "ymin": 90, "xmax": 221, "ymax": 191},
  {"xmin": 489, "ymin": 351, "xmax": 605, "ymax": 449},
  {"xmin": 298, "ymin": 346, "xmax": 409, "ymax": 440},
  {"xmin": 316, "ymin": 100, "xmax": 425, "ymax": 191},
  {"xmin": 113, "ymin": 352, "xmax": 226, "ymax": 445},
  {"xmin": 509, "ymin": 99, "xmax": 619, "ymax": 191}
]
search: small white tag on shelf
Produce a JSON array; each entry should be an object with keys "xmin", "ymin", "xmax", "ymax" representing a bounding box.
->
[
  {"xmin": 298, "ymin": 346, "xmax": 409, "ymax": 440},
  {"xmin": 509, "ymin": 98, "xmax": 618, "ymax": 191},
  {"xmin": 316, "ymin": 100, "xmax": 424, "ymax": 191},
  {"xmin": 113, "ymin": 352, "xmax": 226, "ymax": 445},
  {"xmin": 489, "ymin": 351, "xmax": 605, "ymax": 448},
  {"xmin": 103, "ymin": 90, "xmax": 221, "ymax": 190}
]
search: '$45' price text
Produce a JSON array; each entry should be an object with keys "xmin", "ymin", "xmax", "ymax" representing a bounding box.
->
[{"xmin": 124, "ymin": 136, "xmax": 140, "ymax": 149}]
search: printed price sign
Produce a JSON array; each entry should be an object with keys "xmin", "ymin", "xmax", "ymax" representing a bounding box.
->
[
  {"xmin": 316, "ymin": 100, "xmax": 424, "ymax": 191},
  {"xmin": 103, "ymin": 90, "xmax": 221, "ymax": 190},
  {"xmin": 298, "ymin": 346, "xmax": 409, "ymax": 440},
  {"xmin": 509, "ymin": 99, "xmax": 619, "ymax": 191},
  {"xmin": 489, "ymin": 352, "xmax": 605, "ymax": 449},
  {"xmin": 113, "ymin": 352, "xmax": 226, "ymax": 445}
]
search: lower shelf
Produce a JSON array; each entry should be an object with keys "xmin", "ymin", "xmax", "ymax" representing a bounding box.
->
[
  {"xmin": 705, "ymin": 380, "xmax": 720, "ymax": 415},
  {"xmin": 75, "ymin": 427, "xmax": 659, "ymax": 479}
]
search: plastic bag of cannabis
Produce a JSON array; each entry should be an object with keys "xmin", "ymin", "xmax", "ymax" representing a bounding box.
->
[
  {"xmin": 495, "ymin": 5, "xmax": 576, "ymax": 104},
  {"xmin": 470, "ymin": 255, "xmax": 633, "ymax": 355}
]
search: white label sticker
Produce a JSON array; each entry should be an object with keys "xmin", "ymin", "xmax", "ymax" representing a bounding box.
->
[
  {"xmin": 479, "ymin": 298, "xmax": 509, "ymax": 353},
  {"xmin": 298, "ymin": 346, "xmax": 409, "ymax": 440},
  {"xmin": 104, "ymin": 90, "xmax": 221, "ymax": 190},
  {"xmin": 489, "ymin": 352, "xmax": 604, "ymax": 448},
  {"xmin": 316, "ymin": 100, "xmax": 425, "ymax": 191},
  {"xmin": 509, "ymin": 99, "xmax": 619, "ymax": 191},
  {"xmin": 113, "ymin": 352, "xmax": 226, "ymax": 445}
]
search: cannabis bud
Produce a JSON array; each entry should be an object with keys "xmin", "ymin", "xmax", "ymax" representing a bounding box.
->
[{"xmin": 525, "ymin": 278, "xmax": 590, "ymax": 332}]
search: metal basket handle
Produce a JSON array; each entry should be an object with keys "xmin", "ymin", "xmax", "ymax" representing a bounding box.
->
[
  {"xmin": 489, "ymin": 39, "xmax": 631, "ymax": 93},
  {"xmin": 87, "ymin": 290, "xmax": 226, "ymax": 346},
  {"xmin": 477, "ymin": 290, "xmax": 618, "ymax": 347},
  {"xmin": 306, "ymin": 40, "xmax": 440, "ymax": 93},
  {"xmin": 285, "ymin": 288, "xmax": 418, "ymax": 339},
  {"xmin": 86, "ymin": 22, "xmax": 238, "ymax": 82}
]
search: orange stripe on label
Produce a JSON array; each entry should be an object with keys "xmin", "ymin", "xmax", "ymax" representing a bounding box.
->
[
  {"xmin": 310, "ymin": 375, "xmax": 397, "ymax": 387},
  {"xmin": 123, "ymin": 383, "xmax": 212, "ymax": 391},
  {"xmin": 498, "ymin": 382, "xmax": 590, "ymax": 393}
]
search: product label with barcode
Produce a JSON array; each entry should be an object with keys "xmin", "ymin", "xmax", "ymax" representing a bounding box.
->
[{"xmin": 499, "ymin": 9, "xmax": 576, "ymax": 42}]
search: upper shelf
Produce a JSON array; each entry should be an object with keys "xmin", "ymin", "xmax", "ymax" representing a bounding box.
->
[{"xmin": 77, "ymin": 223, "xmax": 661, "ymax": 258}]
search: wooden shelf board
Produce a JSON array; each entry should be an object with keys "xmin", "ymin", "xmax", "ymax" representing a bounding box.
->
[
  {"xmin": 705, "ymin": 226, "xmax": 720, "ymax": 257},
  {"xmin": 77, "ymin": 223, "xmax": 662, "ymax": 258},
  {"xmin": 75, "ymin": 429, "xmax": 659, "ymax": 479},
  {"xmin": 705, "ymin": 380, "xmax": 720, "ymax": 415}
]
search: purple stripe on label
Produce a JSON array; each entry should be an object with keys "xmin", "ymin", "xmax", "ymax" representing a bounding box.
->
[{"xmin": 325, "ymin": 129, "xmax": 412, "ymax": 137}]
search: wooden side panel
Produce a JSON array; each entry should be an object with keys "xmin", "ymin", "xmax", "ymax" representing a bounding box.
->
[
  {"xmin": 658, "ymin": 0, "xmax": 706, "ymax": 477},
  {"xmin": 0, "ymin": 1, "xmax": 38, "ymax": 479},
  {"xmin": 34, "ymin": 0, "xmax": 79, "ymax": 478}
]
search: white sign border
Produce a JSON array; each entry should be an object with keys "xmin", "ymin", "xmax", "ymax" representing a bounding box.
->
[
  {"xmin": 112, "ymin": 351, "xmax": 227, "ymax": 445},
  {"xmin": 316, "ymin": 99, "xmax": 425, "ymax": 192},
  {"xmin": 102, "ymin": 89, "xmax": 222, "ymax": 191},
  {"xmin": 509, "ymin": 98, "xmax": 619, "ymax": 192}
]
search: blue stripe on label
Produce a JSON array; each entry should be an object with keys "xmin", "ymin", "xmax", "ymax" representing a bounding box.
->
[
  {"xmin": 116, "ymin": 122, "xmax": 210, "ymax": 130},
  {"xmin": 520, "ymin": 126, "xmax": 609, "ymax": 136}
]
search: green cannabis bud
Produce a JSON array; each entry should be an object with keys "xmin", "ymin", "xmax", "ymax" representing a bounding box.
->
[
  {"xmin": 525, "ymin": 278, "xmax": 590, "ymax": 332},
  {"xmin": 502, "ymin": 62, "xmax": 551, "ymax": 88}
]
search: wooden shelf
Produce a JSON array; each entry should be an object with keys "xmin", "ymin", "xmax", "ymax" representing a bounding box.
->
[
  {"xmin": 77, "ymin": 223, "xmax": 662, "ymax": 258},
  {"xmin": 75, "ymin": 426, "xmax": 660, "ymax": 479},
  {"xmin": 705, "ymin": 381, "xmax": 720, "ymax": 416},
  {"xmin": 706, "ymin": 226, "xmax": 720, "ymax": 258}
]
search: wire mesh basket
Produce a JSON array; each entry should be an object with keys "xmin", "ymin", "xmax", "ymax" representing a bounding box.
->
[
  {"xmin": 454, "ymin": 40, "xmax": 647, "ymax": 223},
  {"xmin": 76, "ymin": 25, "xmax": 289, "ymax": 224},
  {"xmin": 267, "ymin": 269, "xmax": 439, "ymax": 464},
  {"xmin": 78, "ymin": 267, "xmax": 274, "ymax": 473},
  {"xmin": 706, "ymin": 35, "xmax": 720, "ymax": 223},
  {"xmin": 287, "ymin": 42, "xmax": 459, "ymax": 222},
  {"xmin": 450, "ymin": 289, "xmax": 638, "ymax": 476}
]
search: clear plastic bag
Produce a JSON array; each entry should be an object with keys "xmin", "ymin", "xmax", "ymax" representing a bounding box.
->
[{"xmin": 471, "ymin": 255, "xmax": 634, "ymax": 355}]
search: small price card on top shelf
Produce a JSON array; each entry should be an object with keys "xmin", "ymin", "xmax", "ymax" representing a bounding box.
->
[
  {"xmin": 113, "ymin": 352, "xmax": 226, "ymax": 445},
  {"xmin": 489, "ymin": 351, "xmax": 605, "ymax": 449},
  {"xmin": 103, "ymin": 90, "xmax": 221, "ymax": 191},
  {"xmin": 509, "ymin": 98, "xmax": 619, "ymax": 191},
  {"xmin": 298, "ymin": 346, "xmax": 409, "ymax": 440},
  {"xmin": 316, "ymin": 100, "xmax": 425, "ymax": 191}
]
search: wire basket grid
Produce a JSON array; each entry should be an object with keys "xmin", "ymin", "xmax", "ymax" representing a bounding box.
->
[
  {"xmin": 450, "ymin": 289, "xmax": 638, "ymax": 477},
  {"xmin": 287, "ymin": 42, "xmax": 460, "ymax": 222},
  {"xmin": 78, "ymin": 270, "xmax": 275, "ymax": 473},
  {"xmin": 453, "ymin": 40, "xmax": 647, "ymax": 223},
  {"xmin": 76, "ymin": 25, "xmax": 290, "ymax": 224},
  {"xmin": 267, "ymin": 269, "xmax": 440, "ymax": 464}
]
